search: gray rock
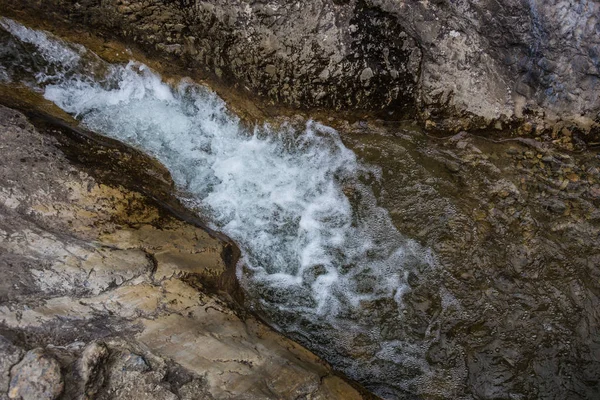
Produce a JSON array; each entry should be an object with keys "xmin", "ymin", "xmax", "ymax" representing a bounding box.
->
[
  {"xmin": 8, "ymin": 349, "xmax": 63, "ymax": 400},
  {"xmin": 0, "ymin": 337, "xmax": 24, "ymax": 398},
  {"xmin": 359, "ymin": 67, "xmax": 374, "ymax": 82}
]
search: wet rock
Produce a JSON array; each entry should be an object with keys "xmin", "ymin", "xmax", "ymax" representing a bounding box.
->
[
  {"xmin": 543, "ymin": 198, "xmax": 567, "ymax": 214},
  {"xmin": 8, "ymin": 349, "xmax": 64, "ymax": 400},
  {"xmin": 341, "ymin": 123, "xmax": 600, "ymax": 399},
  {"xmin": 0, "ymin": 105, "xmax": 365, "ymax": 399},
  {"xmin": 444, "ymin": 160, "xmax": 460, "ymax": 173},
  {"xmin": 2, "ymin": 0, "xmax": 598, "ymax": 133},
  {"xmin": 359, "ymin": 67, "xmax": 374, "ymax": 83}
]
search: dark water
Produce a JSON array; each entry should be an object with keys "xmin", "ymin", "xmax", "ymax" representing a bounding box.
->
[{"xmin": 341, "ymin": 126, "xmax": 600, "ymax": 399}]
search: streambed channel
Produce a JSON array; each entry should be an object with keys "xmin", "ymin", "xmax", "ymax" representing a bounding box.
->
[{"xmin": 1, "ymin": 18, "xmax": 600, "ymax": 399}]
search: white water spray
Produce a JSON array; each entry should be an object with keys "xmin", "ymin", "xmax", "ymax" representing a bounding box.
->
[{"xmin": 0, "ymin": 18, "xmax": 436, "ymax": 397}]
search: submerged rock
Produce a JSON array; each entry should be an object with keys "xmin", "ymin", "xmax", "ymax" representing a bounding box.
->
[{"xmin": 340, "ymin": 123, "xmax": 600, "ymax": 399}]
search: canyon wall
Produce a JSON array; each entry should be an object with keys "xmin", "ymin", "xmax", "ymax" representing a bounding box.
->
[{"xmin": 2, "ymin": 0, "xmax": 599, "ymax": 134}]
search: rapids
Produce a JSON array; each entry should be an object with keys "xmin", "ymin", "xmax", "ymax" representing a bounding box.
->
[
  {"xmin": 4, "ymin": 18, "xmax": 600, "ymax": 400},
  {"xmin": 0, "ymin": 18, "xmax": 437, "ymax": 398}
]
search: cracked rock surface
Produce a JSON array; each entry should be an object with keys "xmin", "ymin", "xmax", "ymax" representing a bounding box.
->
[{"xmin": 0, "ymin": 105, "xmax": 364, "ymax": 400}]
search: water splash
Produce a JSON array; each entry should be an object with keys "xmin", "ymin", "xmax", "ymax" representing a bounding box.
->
[{"xmin": 0, "ymin": 18, "xmax": 436, "ymax": 398}]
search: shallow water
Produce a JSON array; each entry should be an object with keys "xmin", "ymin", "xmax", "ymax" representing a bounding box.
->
[{"xmin": 2, "ymin": 18, "xmax": 600, "ymax": 400}]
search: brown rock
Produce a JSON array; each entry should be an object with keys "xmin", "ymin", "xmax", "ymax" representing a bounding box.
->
[{"xmin": 445, "ymin": 160, "xmax": 460, "ymax": 173}]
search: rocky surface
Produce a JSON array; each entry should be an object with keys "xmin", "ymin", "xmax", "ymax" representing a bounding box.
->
[
  {"xmin": 1, "ymin": 8, "xmax": 600, "ymax": 399},
  {"xmin": 1, "ymin": 0, "xmax": 599, "ymax": 134},
  {"xmin": 8, "ymin": 349, "xmax": 63, "ymax": 400},
  {"xmin": 335, "ymin": 120, "xmax": 600, "ymax": 399},
  {"xmin": 0, "ymin": 104, "xmax": 365, "ymax": 400}
]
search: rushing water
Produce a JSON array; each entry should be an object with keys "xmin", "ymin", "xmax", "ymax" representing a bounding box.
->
[
  {"xmin": 6, "ymin": 18, "xmax": 600, "ymax": 400},
  {"xmin": 0, "ymin": 18, "xmax": 440, "ymax": 398}
]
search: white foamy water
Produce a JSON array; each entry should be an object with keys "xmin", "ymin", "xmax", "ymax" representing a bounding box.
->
[
  {"xmin": 1, "ymin": 18, "xmax": 437, "ymax": 397},
  {"xmin": 43, "ymin": 62, "xmax": 428, "ymax": 316}
]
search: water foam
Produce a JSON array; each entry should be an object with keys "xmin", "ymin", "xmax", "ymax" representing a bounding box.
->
[
  {"xmin": 41, "ymin": 62, "xmax": 424, "ymax": 316},
  {"xmin": 0, "ymin": 19, "xmax": 436, "ymax": 397}
]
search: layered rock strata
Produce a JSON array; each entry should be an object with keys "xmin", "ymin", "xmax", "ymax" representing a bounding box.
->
[{"xmin": 0, "ymin": 103, "xmax": 364, "ymax": 400}]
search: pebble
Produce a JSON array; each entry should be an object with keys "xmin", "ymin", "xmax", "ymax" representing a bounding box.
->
[
  {"xmin": 542, "ymin": 155, "xmax": 554, "ymax": 163},
  {"xmin": 559, "ymin": 179, "xmax": 570, "ymax": 190}
]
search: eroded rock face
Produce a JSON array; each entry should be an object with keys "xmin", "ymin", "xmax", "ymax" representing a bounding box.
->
[
  {"xmin": 1, "ymin": 0, "xmax": 598, "ymax": 132},
  {"xmin": 0, "ymin": 0, "xmax": 420, "ymax": 116},
  {"xmin": 375, "ymin": 0, "xmax": 600, "ymax": 133},
  {"xmin": 0, "ymin": 105, "xmax": 364, "ymax": 400}
]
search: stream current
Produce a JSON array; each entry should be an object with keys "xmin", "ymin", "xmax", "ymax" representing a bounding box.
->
[
  {"xmin": 3, "ymin": 18, "xmax": 600, "ymax": 400},
  {"xmin": 0, "ymin": 18, "xmax": 439, "ymax": 398}
]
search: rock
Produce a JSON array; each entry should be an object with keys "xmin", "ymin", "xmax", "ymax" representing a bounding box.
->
[
  {"xmin": 314, "ymin": 376, "xmax": 364, "ymax": 400},
  {"xmin": 99, "ymin": 349, "xmax": 178, "ymax": 400},
  {"xmin": 0, "ymin": 336, "xmax": 24, "ymax": 397},
  {"xmin": 545, "ymin": 199, "xmax": 566, "ymax": 214},
  {"xmin": 3, "ymin": 0, "xmax": 598, "ymax": 133},
  {"xmin": 559, "ymin": 179, "xmax": 570, "ymax": 190},
  {"xmin": 445, "ymin": 160, "xmax": 461, "ymax": 173},
  {"xmin": 265, "ymin": 64, "xmax": 277, "ymax": 76},
  {"xmin": 1, "ymin": 9, "xmax": 598, "ymax": 399},
  {"xmin": 8, "ymin": 349, "xmax": 64, "ymax": 400},
  {"xmin": 567, "ymin": 173, "xmax": 579, "ymax": 183},
  {"xmin": 79, "ymin": 342, "xmax": 109, "ymax": 398},
  {"xmin": 542, "ymin": 155, "xmax": 555, "ymax": 163},
  {"xmin": 359, "ymin": 67, "xmax": 374, "ymax": 82},
  {"xmin": 0, "ymin": 104, "xmax": 364, "ymax": 399},
  {"xmin": 425, "ymin": 119, "xmax": 437, "ymax": 130},
  {"xmin": 342, "ymin": 120, "xmax": 600, "ymax": 398}
]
